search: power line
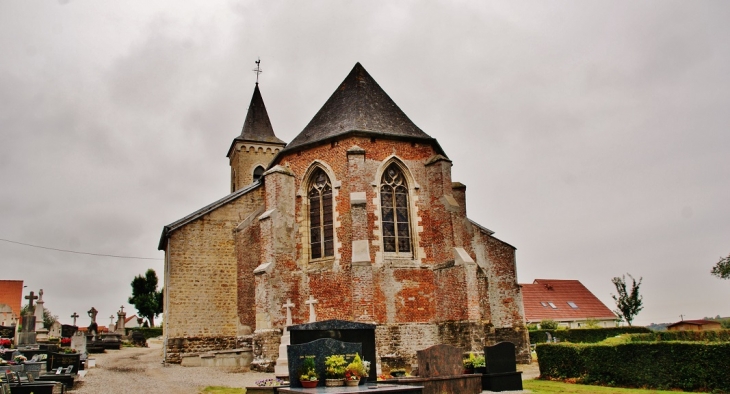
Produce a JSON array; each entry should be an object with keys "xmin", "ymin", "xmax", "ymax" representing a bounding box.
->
[{"xmin": 0, "ymin": 238, "xmax": 163, "ymax": 261}]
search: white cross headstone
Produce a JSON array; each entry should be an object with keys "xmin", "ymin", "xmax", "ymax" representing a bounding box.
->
[
  {"xmin": 305, "ymin": 295, "xmax": 318, "ymax": 323},
  {"xmin": 282, "ymin": 299, "xmax": 295, "ymax": 326},
  {"xmin": 109, "ymin": 315, "xmax": 114, "ymax": 329}
]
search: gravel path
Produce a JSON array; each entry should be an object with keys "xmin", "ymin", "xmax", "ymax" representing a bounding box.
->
[
  {"xmin": 69, "ymin": 340, "xmax": 273, "ymax": 393},
  {"xmin": 68, "ymin": 339, "xmax": 539, "ymax": 393}
]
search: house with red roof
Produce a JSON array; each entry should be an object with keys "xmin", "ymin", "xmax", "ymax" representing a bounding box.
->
[
  {"xmin": 666, "ymin": 319, "xmax": 722, "ymax": 331},
  {"xmin": 520, "ymin": 279, "xmax": 617, "ymax": 328}
]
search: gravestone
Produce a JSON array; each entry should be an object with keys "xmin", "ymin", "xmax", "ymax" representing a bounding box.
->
[
  {"xmin": 0, "ymin": 325, "xmax": 15, "ymax": 340},
  {"xmin": 481, "ymin": 342, "xmax": 522, "ymax": 392},
  {"xmin": 19, "ymin": 291, "xmax": 38, "ymax": 345},
  {"xmin": 287, "ymin": 338, "xmax": 362, "ymax": 388},
  {"xmin": 416, "ymin": 344, "xmax": 463, "ymax": 378},
  {"xmin": 289, "ymin": 319, "xmax": 377, "ymax": 382},
  {"xmin": 61, "ymin": 325, "xmax": 78, "ymax": 338},
  {"xmin": 274, "ymin": 299, "xmax": 295, "ymax": 379},
  {"xmin": 115, "ymin": 306, "xmax": 127, "ymax": 334},
  {"xmin": 47, "ymin": 351, "xmax": 81, "ymax": 374},
  {"xmin": 48, "ymin": 321, "xmax": 62, "ymax": 338},
  {"xmin": 71, "ymin": 331, "xmax": 87, "ymax": 354},
  {"xmin": 34, "ymin": 290, "xmax": 50, "ymax": 342},
  {"xmin": 87, "ymin": 307, "xmax": 98, "ymax": 336}
]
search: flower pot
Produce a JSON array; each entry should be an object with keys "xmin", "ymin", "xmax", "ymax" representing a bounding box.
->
[
  {"xmin": 325, "ymin": 378, "xmax": 344, "ymax": 387},
  {"xmin": 390, "ymin": 371, "xmax": 406, "ymax": 378},
  {"xmin": 345, "ymin": 379, "xmax": 359, "ymax": 386},
  {"xmin": 301, "ymin": 380, "xmax": 318, "ymax": 388},
  {"xmin": 463, "ymin": 367, "xmax": 474, "ymax": 374},
  {"xmin": 475, "ymin": 366, "xmax": 486, "ymax": 374}
]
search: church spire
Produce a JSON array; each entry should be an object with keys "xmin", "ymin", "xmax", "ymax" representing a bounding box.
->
[{"xmin": 238, "ymin": 83, "xmax": 285, "ymax": 145}]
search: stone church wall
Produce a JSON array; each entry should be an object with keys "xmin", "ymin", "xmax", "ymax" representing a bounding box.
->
[{"xmin": 164, "ymin": 186, "xmax": 264, "ymax": 363}]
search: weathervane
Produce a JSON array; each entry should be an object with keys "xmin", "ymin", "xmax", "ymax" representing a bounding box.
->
[{"xmin": 253, "ymin": 58, "xmax": 262, "ymax": 84}]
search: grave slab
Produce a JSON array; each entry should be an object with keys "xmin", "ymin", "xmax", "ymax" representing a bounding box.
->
[
  {"xmin": 287, "ymin": 338, "xmax": 362, "ymax": 388},
  {"xmin": 289, "ymin": 320, "xmax": 376, "ymax": 381}
]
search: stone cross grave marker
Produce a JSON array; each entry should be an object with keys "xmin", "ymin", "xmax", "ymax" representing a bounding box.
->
[
  {"xmin": 109, "ymin": 315, "xmax": 114, "ymax": 329},
  {"xmin": 25, "ymin": 291, "xmax": 38, "ymax": 308},
  {"xmin": 283, "ymin": 299, "xmax": 295, "ymax": 326},
  {"xmin": 305, "ymin": 296, "xmax": 318, "ymax": 323},
  {"xmin": 70, "ymin": 313, "xmax": 79, "ymax": 326}
]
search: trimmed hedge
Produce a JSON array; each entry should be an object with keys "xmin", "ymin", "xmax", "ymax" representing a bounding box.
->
[
  {"xmin": 536, "ymin": 342, "xmax": 730, "ymax": 392},
  {"xmin": 127, "ymin": 327, "xmax": 163, "ymax": 339},
  {"xmin": 529, "ymin": 327, "xmax": 651, "ymax": 344},
  {"xmin": 629, "ymin": 329, "xmax": 730, "ymax": 343}
]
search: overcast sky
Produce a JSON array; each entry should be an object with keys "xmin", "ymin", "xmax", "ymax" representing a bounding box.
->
[{"xmin": 1, "ymin": 1, "xmax": 728, "ymax": 328}]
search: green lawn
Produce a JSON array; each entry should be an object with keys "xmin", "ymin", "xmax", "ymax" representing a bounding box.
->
[{"xmin": 524, "ymin": 380, "xmax": 682, "ymax": 393}]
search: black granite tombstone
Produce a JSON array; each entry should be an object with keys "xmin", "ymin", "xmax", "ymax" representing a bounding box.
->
[
  {"xmin": 0, "ymin": 325, "xmax": 15, "ymax": 339},
  {"xmin": 481, "ymin": 342, "xmax": 522, "ymax": 392},
  {"xmin": 287, "ymin": 338, "xmax": 362, "ymax": 388},
  {"xmin": 288, "ymin": 319, "xmax": 377, "ymax": 381},
  {"xmin": 61, "ymin": 325, "xmax": 78, "ymax": 338},
  {"xmin": 47, "ymin": 352, "xmax": 81, "ymax": 374}
]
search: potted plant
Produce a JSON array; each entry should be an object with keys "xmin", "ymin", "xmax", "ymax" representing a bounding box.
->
[
  {"xmin": 463, "ymin": 353, "xmax": 476, "ymax": 374},
  {"xmin": 344, "ymin": 353, "xmax": 368, "ymax": 386},
  {"xmin": 298, "ymin": 356, "xmax": 319, "ymax": 388},
  {"xmin": 474, "ymin": 354, "xmax": 486, "ymax": 374},
  {"xmin": 324, "ymin": 354, "xmax": 347, "ymax": 386}
]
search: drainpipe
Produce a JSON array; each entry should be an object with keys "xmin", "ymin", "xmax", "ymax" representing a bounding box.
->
[{"xmin": 163, "ymin": 241, "xmax": 171, "ymax": 366}]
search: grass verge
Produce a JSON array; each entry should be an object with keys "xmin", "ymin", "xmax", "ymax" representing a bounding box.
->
[{"xmin": 523, "ymin": 380, "xmax": 681, "ymax": 393}]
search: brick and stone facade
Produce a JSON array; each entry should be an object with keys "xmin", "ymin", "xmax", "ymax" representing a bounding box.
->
[{"xmin": 159, "ymin": 63, "xmax": 530, "ymax": 367}]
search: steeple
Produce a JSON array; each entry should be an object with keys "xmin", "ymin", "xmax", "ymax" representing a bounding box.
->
[
  {"xmin": 282, "ymin": 62, "xmax": 442, "ymax": 155},
  {"xmin": 228, "ymin": 81, "xmax": 286, "ymax": 192},
  {"xmin": 237, "ymin": 84, "xmax": 285, "ymax": 145}
]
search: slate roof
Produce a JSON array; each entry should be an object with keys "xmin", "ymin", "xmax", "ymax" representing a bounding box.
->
[
  {"xmin": 227, "ymin": 84, "xmax": 285, "ymax": 157},
  {"xmin": 520, "ymin": 279, "xmax": 616, "ymax": 323},
  {"xmin": 158, "ymin": 180, "xmax": 262, "ymax": 250},
  {"xmin": 281, "ymin": 63, "xmax": 445, "ymax": 156}
]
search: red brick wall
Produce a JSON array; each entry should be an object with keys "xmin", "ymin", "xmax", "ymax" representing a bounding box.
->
[{"xmin": 0, "ymin": 280, "xmax": 24, "ymax": 319}]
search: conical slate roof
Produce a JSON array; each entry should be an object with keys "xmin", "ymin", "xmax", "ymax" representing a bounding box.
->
[
  {"xmin": 238, "ymin": 84, "xmax": 285, "ymax": 145},
  {"xmin": 284, "ymin": 63, "xmax": 436, "ymax": 152}
]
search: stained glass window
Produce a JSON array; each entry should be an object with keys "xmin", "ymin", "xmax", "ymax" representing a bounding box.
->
[
  {"xmin": 308, "ymin": 169, "xmax": 334, "ymax": 259},
  {"xmin": 381, "ymin": 164, "xmax": 411, "ymax": 253}
]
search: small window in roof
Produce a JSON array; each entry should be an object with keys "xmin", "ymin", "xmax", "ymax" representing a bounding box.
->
[
  {"xmin": 567, "ymin": 301, "xmax": 579, "ymax": 309},
  {"xmin": 540, "ymin": 302, "xmax": 548, "ymax": 307},
  {"xmin": 548, "ymin": 302, "xmax": 557, "ymax": 309}
]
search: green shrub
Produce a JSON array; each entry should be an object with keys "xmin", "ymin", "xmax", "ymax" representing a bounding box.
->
[
  {"xmin": 127, "ymin": 327, "xmax": 163, "ymax": 339},
  {"xmin": 628, "ymin": 329, "xmax": 730, "ymax": 343},
  {"xmin": 540, "ymin": 319, "xmax": 559, "ymax": 330},
  {"xmin": 536, "ymin": 342, "xmax": 730, "ymax": 392},
  {"xmin": 529, "ymin": 327, "xmax": 651, "ymax": 344}
]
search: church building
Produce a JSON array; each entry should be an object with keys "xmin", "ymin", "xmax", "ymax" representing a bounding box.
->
[{"xmin": 158, "ymin": 63, "xmax": 530, "ymax": 365}]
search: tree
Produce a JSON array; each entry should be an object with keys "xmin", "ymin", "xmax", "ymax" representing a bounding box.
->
[
  {"xmin": 611, "ymin": 273, "xmax": 643, "ymax": 327},
  {"xmin": 128, "ymin": 269, "xmax": 163, "ymax": 327},
  {"xmin": 20, "ymin": 305, "xmax": 58, "ymax": 329},
  {"xmin": 711, "ymin": 253, "xmax": 730, "ymax": 279}
]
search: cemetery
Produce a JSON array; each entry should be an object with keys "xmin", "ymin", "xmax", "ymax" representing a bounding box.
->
[{"xmin": 0, "ymin": 288, "xmax": 150, "ymax": 393}]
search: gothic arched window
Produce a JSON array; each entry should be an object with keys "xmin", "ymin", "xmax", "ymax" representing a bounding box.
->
[
  {"xmin": 380, "ymin": 163, "xmax": 411, "ymax": 254},
  {"xmin": 308, "ymin": 168, "xmax": 334, "ymax": 259},
  {"xmin": 253, "ymin": 166, "xmax": 265, "ymax": 182}
]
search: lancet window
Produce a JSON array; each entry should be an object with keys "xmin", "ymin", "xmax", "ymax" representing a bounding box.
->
[
  {"xmin": 308, "ymin": 168, "xmax": 334, "ymax": 259},
  {"xmin": 380, "ymin": 163, "xmax": 412, "ymax": 254}
]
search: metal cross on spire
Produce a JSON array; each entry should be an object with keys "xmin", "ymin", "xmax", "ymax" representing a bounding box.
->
[{"xmin": 253, "ymin": 58, "xmax": 262, "ymax": 84}]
